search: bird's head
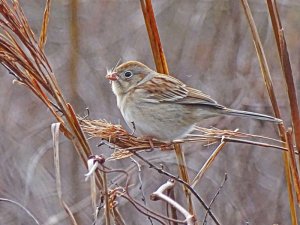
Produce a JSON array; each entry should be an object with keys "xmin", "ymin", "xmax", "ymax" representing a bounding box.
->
[{"xmin": 106, "ymin": 61, "xmax": 155, "ymax": 95}]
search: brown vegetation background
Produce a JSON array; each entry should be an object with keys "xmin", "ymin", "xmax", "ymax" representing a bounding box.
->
[{"xmin": 0, "ymin": 0, "xmax": 300, "ymax": 224}]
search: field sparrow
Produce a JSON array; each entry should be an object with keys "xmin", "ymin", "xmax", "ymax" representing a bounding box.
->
[{"xmin": 106, "ymin": 61, "xmax": 281, "ymax": 142}]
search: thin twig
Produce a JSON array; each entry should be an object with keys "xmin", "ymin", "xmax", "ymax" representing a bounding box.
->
[
  {"xmin": 203, "ymin": 174, "xmax": 227, "ymax": 225},
  {"xmin": 130, "ymin": 151, "xmax": 221, "ymax": 225},
  {"xmin": 97, "ymin": 166, "xmax": 186, "ymax": 225},
  {"xmin": 131, "ymin": 157, "xmax": 154, "ymax": 225}
]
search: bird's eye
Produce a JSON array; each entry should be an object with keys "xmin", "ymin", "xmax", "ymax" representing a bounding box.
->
[{"xmin": 124, "ymin": 71, "xmax": 133, "ymax": 78}]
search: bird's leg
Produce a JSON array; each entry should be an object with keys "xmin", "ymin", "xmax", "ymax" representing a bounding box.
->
[
  {"xmin": 160, "ymin": 142, "xmax": 174, "ymax": 151},
  {"xmin": 130, "ymin": 121, "xmax": 136, "ymax": 136},
  {"xmin": 129, "ymin": 121, "xmax": 154, "ymax": 151},
  {"xmin": 146, "ymin": 138, "xmax": 155, "ymax": 151},
  {"xmin": 138, "ymin": 135, "xmax": 155, "ymax": 151},
  {"xmin": 78, "ymin": 107, "xmax": 90, "ymax": 123}
]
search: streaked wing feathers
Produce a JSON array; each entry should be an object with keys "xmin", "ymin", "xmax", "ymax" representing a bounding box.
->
[{"xmin": 137, "ymin": 74, "xmax": 223, "ymax": 107}]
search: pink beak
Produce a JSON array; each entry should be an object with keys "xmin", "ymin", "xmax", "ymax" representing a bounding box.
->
[{"xmin": 106, "ymin": 72, "xmax": 119, "ymax": 81}]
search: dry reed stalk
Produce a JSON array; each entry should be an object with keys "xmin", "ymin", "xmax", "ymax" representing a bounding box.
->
[
  {"xmin": 86, "ymin": 157, "xmax": 98, "ymax": 222},
  {"xmin": 140, "ymin": 1, "xmax": 198, "ymax": 221},
  {"xmin": 173, "ymin": 143, "xmax": 195, "ymax": 215},
  {"xmin": 241, "ymin": 0, "xmax": 299, "ymax": 223},
  {"xmin": 266, "ymin": 0, "xmax": 300, "ymax": 206},
  {"xmin": 140, "ymin": 0, "xmax": 168, "ymax": 74},
  {"xmin": 70, "ymin": 0, "xmax": 79, "ymax": 96},
  {"xmin": 111, "ymin": 207, "xmax": 126, "ymax": 225},
  {"xmin": 266, "ymin": 0, "xmax": 300, "ymax": 159},
  {"xmin": 191, "ymin": 140, "xmax": 226, "ymax": 188},
  {"xmin": 81, "ymin": 118, "xmax": 289, "ymax": 160},
  {"xmin": 52, "ymin": 123, "xmax": 78, "ymax": 225},
  {"xmin": 39, "ymin": 0, "xmax": 51, "ymax": 50},
  {"xmin": 101, "ymin": 168, "xmax": 111, "ymax": 225},
  {"xmin": 0, "ymin": 0, "xmax": 103, "ymax": 194},
  {"xmin": 286, "ymin": 129, "xmax": 300, "ymax": 205}
]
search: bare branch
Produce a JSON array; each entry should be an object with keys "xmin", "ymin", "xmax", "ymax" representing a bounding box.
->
[{"xmin": 151, "ymin": 180, "xmax": 195, "ymax": 225}]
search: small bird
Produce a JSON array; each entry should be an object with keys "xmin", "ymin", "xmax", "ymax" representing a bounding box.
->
[{"xmin": 106, "ymin": 61, "xmax": 281, "ymax": 142}]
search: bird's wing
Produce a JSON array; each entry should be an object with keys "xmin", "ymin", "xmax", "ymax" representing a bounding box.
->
[{"xmin": 137, "ymin": 74, "xmax": 224, "ymax": 108}]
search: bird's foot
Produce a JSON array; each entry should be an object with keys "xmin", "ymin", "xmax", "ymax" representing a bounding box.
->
[
  {"xmin": 160, "ymin": 143, "xmax": 174, "ymax": 151},
  {"xmin": 137, "ymin": 136, "xmax": 155, "ymax": 151},
  {"xmin": 146, "ymin": 138, "xmax": 155, "ymax": 152}
]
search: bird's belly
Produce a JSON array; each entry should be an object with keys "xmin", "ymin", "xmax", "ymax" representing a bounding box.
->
[{"xmin": 121, "ymin": 101, "xmax": 195, "ymax": 142}]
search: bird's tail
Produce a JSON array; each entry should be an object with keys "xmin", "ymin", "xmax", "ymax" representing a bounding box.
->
[{"xmin": 222, "ymin": 108, "xmax": 282, "ymax": 123}]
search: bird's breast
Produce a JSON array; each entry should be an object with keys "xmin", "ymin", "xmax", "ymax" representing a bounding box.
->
[{"xmin": 116, "ymin": 92, "xmax": 136, "ymax": 123}]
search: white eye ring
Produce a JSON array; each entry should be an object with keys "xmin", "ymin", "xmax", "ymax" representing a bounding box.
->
[{"xmin": 124, "ymin": 71, "xmax": 133, "ymax": 78}]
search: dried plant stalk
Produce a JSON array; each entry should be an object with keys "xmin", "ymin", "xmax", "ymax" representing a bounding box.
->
[
  {"xmin": 140, "ymin": 0, "xmax": 168, "ymax": 74},
  {"xmin": 174, "ymin": 143, "xmax": 195, "ymax": 216},
  {"xmin": 39, "ymin": 0, "xmax": 51, "ymax": 49},
  {"xmin": 191, "ymin": 140, "xmax": 226, "ymax": 188},
  {"xmin": 52, "ymin": 123, "xmax": 78, "ymax": 225},
  {"xmin": 241, "ymin": 0, "xmax": 299, "ymax": 223},
  {"xmin": 286, "ymin": 129, "xmax": 300, "ymax": 205},
  {"xmin": 0, "ymin": 0, "xmax": 103, "ymax": 189},
  {"xmin": 81, "ymin": 118, "xmax": 288, "ymax": 159},
  {"xmin": 140, "ymin": 0, "xmax": 198, "ymax": 220},
  {"xmin": 266, "ymin": 0, "xmax": 300, "ymax": 173}
]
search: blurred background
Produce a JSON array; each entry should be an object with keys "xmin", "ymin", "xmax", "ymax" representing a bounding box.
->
[{"xmin": 0, "ymin": 0, "xmax": 299, "ymax": 224}]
